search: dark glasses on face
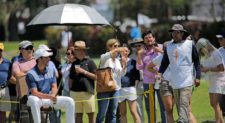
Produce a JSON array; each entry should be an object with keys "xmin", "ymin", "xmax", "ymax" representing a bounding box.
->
[
  {"xmin": 24, "ymin": 46, "xmax": 33, "ymax": 50},
  {"xmin": 172, "ymin": 30, "xmax": 181, "ymax": 34},
  {"xmin": 66, "ymin": 52, "xmax": 72, "ymax": 55},
  {"xmin": 113, "ymin": 44, "xmax": 119, "ymax": 48},
  {"xmin": 134, "ymin": 45, "xmax": 142, "ymax": 48}
]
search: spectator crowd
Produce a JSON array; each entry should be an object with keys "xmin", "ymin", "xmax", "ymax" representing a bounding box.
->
[{"xmin": 0, "ymin": 24, "xmax": 225, "ymax": 123}]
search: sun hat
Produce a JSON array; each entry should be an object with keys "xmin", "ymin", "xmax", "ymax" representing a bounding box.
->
[
  {"xmin": 168, "ymin": 24, "xmax": 187, "ymax": 32},
  {"xmin": 74, "ymin": 41, "xmax": 89, "ymax": 50},
  {"xmin": 34, "ymin": 49, "xmax": 53, "ymax": 59},
  {"xmin": 19, "ymin": 40, "xmax": 33, "ymax": 49},
  {"xmin": 131, "ymin": 38, "xmax": 144, "ymax": 46}
]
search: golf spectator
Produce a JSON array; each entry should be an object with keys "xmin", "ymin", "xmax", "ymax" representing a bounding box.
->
[
  {"xmin": 136, "ymin": 30, "xmax": 166, "ymax": 123},
  {"xmin": 129, "ymin": 38, "xmax": 145, "ymax": 123},
  {"xmin": 119, "ymin": 45, "xmax": 141, "ymax": 123},
  {"xmin": 26, "ymin": 47, "xmax": 75, "ymax": 123},
  {"xmin": 159, "ymin": 24, "xmax": 201, "ymax": 123},
  {"xmin": 196, "ymin": 38, "xmax": 225, "ymax": 123},
  {"xmin": 96, "ymin": 39, "xmax": 126, "ymax": 123},
  {"xmin": 12, "ymin": 40, "xmax": 36, "ymax": 95},
  {"xmin": 69, "ymin": 41, "xmax": 97, "ymax": 123},
  {"xmin": 147, "ymin": 41, "xmax": 174, "ymax": 123},
  {"xmin": 8, "ymin": 42, "xmax": 23, "ymax": 123},
  {"xmin": 61, "ymin": 47, "xmax": 75, "ymax": 96},
  {"xmin": 0, "ymin": 43, "xmax": 11, "ymax": 123}
]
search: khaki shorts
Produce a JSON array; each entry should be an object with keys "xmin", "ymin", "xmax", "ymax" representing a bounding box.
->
[
  {"xmin": 70, "ymin": 91, "xmax": 95, "ymax": 113},
  {"xmin": 173, "ymin": 86, "xmax": 193, "ymax": 123},
  {"xmin": 160, "ymin": 80, "xmax": 173, "ymax": 97}
]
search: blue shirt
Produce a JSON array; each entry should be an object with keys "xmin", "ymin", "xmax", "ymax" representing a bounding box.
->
[
  {"xmin": 26, "ymin": 65, "xmax": 56, "ymax": 95},
  {"xmin": 130, "ymin": 27, "xmax": 142, "ymax": 40},
  {"xmin": 49, "ymin": 61, "xmax": 58, "ymax": 73},
  {"xmin": 121, "ymin": 59, "xmax": 140, "ymax": 87},
  {"xmin": 11, "ymin": 54, "xmax": 23, "ymax": 63},
  {"xmin": 0, "ymin": 58, "xmax": 11, "ymax": 86}
]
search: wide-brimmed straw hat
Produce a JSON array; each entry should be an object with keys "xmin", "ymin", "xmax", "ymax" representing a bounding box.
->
[{"xmin": 130, "ymin": 38, "xmax": 144, "ymax": 46}]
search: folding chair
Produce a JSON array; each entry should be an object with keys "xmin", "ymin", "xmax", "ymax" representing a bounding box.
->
[{"xmin": 17, "ymin": 75, "xmax": 57, "ymax": 123}]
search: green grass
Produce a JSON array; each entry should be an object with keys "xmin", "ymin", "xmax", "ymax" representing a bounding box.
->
[{"xmin": 3, "ymin": 41, "xmax": 215, "ymax": 123}]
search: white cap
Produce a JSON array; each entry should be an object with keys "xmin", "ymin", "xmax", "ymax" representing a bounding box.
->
[
  {"xmin": 34, "ymin": 49, "xmax": 53, "ymax": 59},
  {"xmin": 37, "ymin": 44, "xmax": 51, "ymax": 51}
]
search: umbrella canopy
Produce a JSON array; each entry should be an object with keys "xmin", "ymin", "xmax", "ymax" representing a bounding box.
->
[{"xmin": 27, "ymin": 4, "xmax": 110, "ymax": 27}]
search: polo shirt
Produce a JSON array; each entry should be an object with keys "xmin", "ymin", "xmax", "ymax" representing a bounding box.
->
[
  {"xmin": 26, "ymin": 65, "xmax": 56, "ymax": 95},
  {"xmin": 0, "ymin": 58, "xmax": 11, "ymax": 86},
  {"xmin": 69, "ymin": 58, "xmax": 97, "ymax": 94}
]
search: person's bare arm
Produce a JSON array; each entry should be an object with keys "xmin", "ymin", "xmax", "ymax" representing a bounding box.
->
[
  {"xmin": 147, "ymin": 62, "xmax": 158, "ymax": 73},
  {"xmin": 137, "ymin": 49, "xmax": 146, "ymax": 65},
  {"xmin": 51, "ymin": 83, "xmax": 57, "ymax": 96},
  {"xmin": 75, "ymin": 67, "xmax": 96, "ymax": 80},
  {"xmin": 9, "ymin": 75, "xmax": 17, "ymax": 84}
]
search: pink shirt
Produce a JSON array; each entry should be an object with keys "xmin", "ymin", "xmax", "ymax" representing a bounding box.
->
[
  {"xmin": 12, "ymin": 58, "xmax": 36, "ymax": 74},
  {"xmin": 136, "ymin": 46, "xmax": 162, "ymax": 84}
]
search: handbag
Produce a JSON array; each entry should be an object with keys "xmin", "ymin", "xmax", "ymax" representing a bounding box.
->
[{"xmin": 96, "ymin": 67, "xmax": 116, "ymax": 93}]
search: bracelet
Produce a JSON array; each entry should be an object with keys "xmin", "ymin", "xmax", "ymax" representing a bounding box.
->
[{"xmin": 84, "ymin": 71, "xmax": 87, "ymax": 75}]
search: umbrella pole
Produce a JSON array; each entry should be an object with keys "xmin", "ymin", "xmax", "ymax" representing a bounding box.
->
[{"xmin": 67, "ymin": 26, "xmax": 70, "ymax": 49}]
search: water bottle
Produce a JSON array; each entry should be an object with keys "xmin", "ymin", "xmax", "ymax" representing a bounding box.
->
[{"xmin": 154, "ymin": 73, "xmax": 161, "ymax": 89}]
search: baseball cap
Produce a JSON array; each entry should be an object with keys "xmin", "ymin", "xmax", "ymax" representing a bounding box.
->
[
  {"xmin": 0, "ymin": 43, "xmax": 4, "ymax": 50},
  {"xmin": 37, "ymin": 44, "xmax": 52, "ymax": 51},
  {"xmin": 19, "ymin": 40, "xmax": 33, "ymax": 49},
  {"xmin": 216, "ymin": 31, "xmax": 225, "ymax": 38},
  {"xmin": 34, "ymin": 49, "xmax": 53, "ymax": 59}
]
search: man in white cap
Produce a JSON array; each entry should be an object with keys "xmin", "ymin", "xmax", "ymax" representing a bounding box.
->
[{"xmin": 26, "ymin": 47, "xmax": 75, "ymax": 123}]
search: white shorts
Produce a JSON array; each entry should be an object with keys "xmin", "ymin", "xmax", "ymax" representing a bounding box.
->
[
  {"xmin": 119, "ymin": 87, "xmax": 137, "ymax": 103},
  {"xmin": 209, "ymin": 83, "xmax": 225, "ymax": 94}
]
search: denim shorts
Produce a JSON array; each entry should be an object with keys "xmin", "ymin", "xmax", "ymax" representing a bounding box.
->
[{"xmin": 160, "ymin": 80, "xmax": 173, "ymax": 97}]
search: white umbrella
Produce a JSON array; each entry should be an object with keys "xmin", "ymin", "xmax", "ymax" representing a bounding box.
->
[{"xmin": 27, "ymin": 3, "xmax": 111, "ymax": 27}]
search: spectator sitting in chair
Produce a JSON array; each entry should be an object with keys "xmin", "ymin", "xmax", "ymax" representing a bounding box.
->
[{"xmin": 26, "ymin": 47, "xmax": 75, "ymax": 123}]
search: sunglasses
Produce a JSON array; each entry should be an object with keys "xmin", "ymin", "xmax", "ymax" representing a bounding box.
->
[
  {"xmin": 112, "ymin": 45, "xmax": 119, "ymax": 48},
  {"xmin": 24, "ymin": 46, "xmax": 33, "ymax": 50},
  {"xmin": 172, "ymin": 30, "xmax": 181, "ymax": 34},
  {"xmin": 134, "ymin": 45, "xmax": 142, "ymax": 48},
  {"xmin": 66, "ymin": 52, "xmax": 72, "ymax": 55}
]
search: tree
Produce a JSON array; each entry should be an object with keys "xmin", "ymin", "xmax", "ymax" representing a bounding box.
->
[{"xmin": 0, "ymin": 0, "xmax": 25, "ymax": 41}]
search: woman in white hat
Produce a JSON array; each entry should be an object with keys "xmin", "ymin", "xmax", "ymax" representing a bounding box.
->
[{"xmin": 196, "ymin": 38, "xmax": 225, "ymax": 123}]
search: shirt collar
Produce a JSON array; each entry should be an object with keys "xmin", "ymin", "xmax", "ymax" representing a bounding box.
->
[{"xmin": 35, "ymin": 65, "xmax": 48, "ymax": 75}]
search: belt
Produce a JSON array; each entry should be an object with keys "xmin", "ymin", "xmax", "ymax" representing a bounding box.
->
[{"xmin": 0, "ymin": 85, "xmax": 6, "ymax": 89}]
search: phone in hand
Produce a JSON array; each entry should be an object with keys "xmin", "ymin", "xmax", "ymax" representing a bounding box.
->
[{"xmin": 154, "ymin": 43, "xmax": 158, "ymax": 47}]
